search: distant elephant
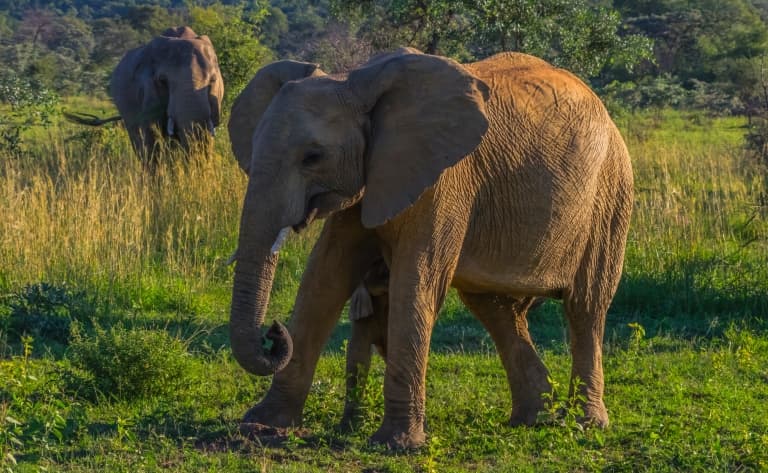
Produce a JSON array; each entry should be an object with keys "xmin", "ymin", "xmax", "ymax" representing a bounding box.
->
[
  {"xmin": 65, "ymin": 26, "xmax": 223, "ymax": 166},
  {"xmin": 226, "ymin": 48, "xmax": 633, "ymax": 449}
]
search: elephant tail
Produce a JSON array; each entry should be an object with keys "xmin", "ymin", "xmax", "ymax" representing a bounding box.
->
[{"xmin": 63, "ymin": 111, "xmax": 122, "ymax": 127}]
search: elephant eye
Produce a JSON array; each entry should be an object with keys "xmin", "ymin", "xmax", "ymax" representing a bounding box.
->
[{"xmin": 302, "ymin": 150, "xmax": 325, "ymax": 167}]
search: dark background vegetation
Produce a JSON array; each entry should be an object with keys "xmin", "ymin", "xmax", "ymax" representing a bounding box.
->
[
  {"xmin": 0, "ymin": 0, "xmax": 767, "ymax": 109},
  {"xmin": 4, "ymin": 0, "xmax": 768, "ymax": 158}
]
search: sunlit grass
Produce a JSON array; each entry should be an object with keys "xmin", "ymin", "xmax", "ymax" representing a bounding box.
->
[
  {"xmin": 612, "ymin": 111, "xmax": 767, "ymax": 334},
  {"xmin": 1, "ymin": 126, "xmax": 238, "ymax": 311}
]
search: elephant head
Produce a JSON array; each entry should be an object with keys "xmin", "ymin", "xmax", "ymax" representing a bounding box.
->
[
  {"xmin": 226, "ymin": 48, "xmax": 489, "ymax": 376},
  {"xmin": 111, "ymin": 26, "xmax": 224, "ymax": 154}
]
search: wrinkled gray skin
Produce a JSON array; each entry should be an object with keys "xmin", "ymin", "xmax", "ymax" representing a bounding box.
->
[
  {"xmin": 110, "ymin": 26, "xmax": 223, "ymax": 165},
  {"xmin": 226, "ymin": 48, "xmax": 633, "ymax": 449}
]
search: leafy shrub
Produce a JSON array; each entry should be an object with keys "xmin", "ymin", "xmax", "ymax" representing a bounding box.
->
[
  {"xmin": 1, "ymin": 337, "xmax": 83, "ymax": 469},
  {"xmin": 5, "ymin": 282, "xmax": 94, "ymax": 345},
  {"xmin": 686, "ymin": 79, "xmax": 744, "ymax": 115},
  {"xmin": 0, "ymin": 72, "xmax": 59, "ymax": 155},
  {"xmin": 599, "ymin": 74, "xmax": 689, "ymax": 114},
  {"xmin": 67, "ymin": 323, "xmax": 192, "ymax": 400}
]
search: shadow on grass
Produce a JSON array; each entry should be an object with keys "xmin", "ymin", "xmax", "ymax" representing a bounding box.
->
[
  {"xmin": 5, "ymin": 248, "xmax": 766, "ymax": 360},
  {"xmin": 323, "ymin": 258, "xmax": 768, "ymax": 356}
]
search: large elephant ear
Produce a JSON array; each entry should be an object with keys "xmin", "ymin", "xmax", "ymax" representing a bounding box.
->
[
  {"xmin": 228, "ymin": 60, "xmax": 324, "ymax": 173},
  {"xmin": 347, "ymin": 50, "xmax": 490, "ymax": 228}
]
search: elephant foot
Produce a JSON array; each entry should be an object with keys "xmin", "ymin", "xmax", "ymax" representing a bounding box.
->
[
  {"xmin": 509, "ymin": 392, "xmax": 548, "ymax": 426},
  {"xmin": 337, "ymin": 407, "xmax": 363, "ymax": 433},
  {"xmin": 241, "ymin": 400, "xmax": 302, "ymax": 429},
  {"xmin": 509, "ymin": 404, "xmax": 543, "ymax": 427},
  {"xmin": 369, "ymin": 420, "xmax": 425, "ymax": 450},
  {"xmin": 579, "ymin": 401, "xmax": 609, "ymax": 428}
]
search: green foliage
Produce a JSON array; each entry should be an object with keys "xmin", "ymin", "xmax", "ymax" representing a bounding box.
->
[
  {"xmin": 4, "ymin": 282, "xmax": 94, "ymax": 346},
  {"xmin": 330, "ymin": 0, "xmax": 654, "ymax": 77},
  {"xmin": 67, "ymin": 323, "xmax": 192, "ymax": 400},
  {"xmin": 470, "ymin": 0, "xmax": 654, "ymax": 77},
  {"xmin": 0, "ymin": 72, "xmax": 59, "ymax": 154},
  {"xmin": 0, "ymin": 338, "xmax": 81, "ymax": 471},
  {"xmin": 616, "ymin": 0, "xmax": 768, "ymax": 111},
  {"xmin": 189, "ymin": 3, "xmax": 274, "ymax": 104},
  {"xmin": 266, "ymin": 0, "xmax": 330, "ymax": 58},
  {"xmin": 0, "ymin": 0, "xmax": 764, "ymax": 115},
  {"xmin": 627, "ymin": 322, "xmax": 647, "ymax": 353},
  {"xmin": 537, "ymin": 376, "xmax": 587, "ymax": 438},
  {"xmin": 600, "ymin": 74, "xmax": 690, "ymax": 113}
]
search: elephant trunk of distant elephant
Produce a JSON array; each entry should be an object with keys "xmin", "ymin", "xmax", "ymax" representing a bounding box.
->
[
  {"xmin": 229, "ymin": 200, "xmax": 293, "ymax": 376},
  {"xmin": 167, "ymin": 82, "xmax": 217, "ymax": 141}
]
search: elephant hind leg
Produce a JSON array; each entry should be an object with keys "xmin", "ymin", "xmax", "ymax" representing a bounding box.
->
[
  {"xmin": 562, "ymin": 275, "xmax": 614, "ymax": 427},
  {"xmin": 458, "ymin": 292, "xmax": 551, "ymax": 426},
  {"xmin": 563, "ymin": 179, "xmax": 632, "ymax": 428}
]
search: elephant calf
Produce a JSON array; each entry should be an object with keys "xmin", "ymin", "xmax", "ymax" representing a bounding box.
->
[
  {"xmin": 341, "ymin": 259, "xmax": 390, "ymax": 431},
  {"xmin": 341, "ymin": 260, "xmax": 544, "ymax": 432}
]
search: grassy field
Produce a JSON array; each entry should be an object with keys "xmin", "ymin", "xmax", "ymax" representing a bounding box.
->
[{"xmin": 0, "ymin": 109, "xmax": 767, "ymax": 472}]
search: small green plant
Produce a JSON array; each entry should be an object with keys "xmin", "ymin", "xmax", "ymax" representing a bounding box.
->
[
  {"xmin": 538, "ymin": 376, "xmax": 587, "ymax": 437},
  {"xmin": 6, "ymin": 282, "xmax": 93, "ymax": 346},
  {"xmin": 422, "ymin": 434, "xmax": 444, "ymax": 473},
  {"xmin": 0, "ymin": 337, "xmax": 75, "ymax": 470},
  {"xmin": 283, "ymin": 430, "xmax": 307, "ymax": 451},
  {"xmin": 67, "ymin": 323, "xmax": 192, "ymax": 400},
  {"xmin": 0, "ymin": 401, "xmax": 22, "ymax": 472},
  {"xmin": 628, "ymin": 321, "xmax": 647, "ymax": 353}
]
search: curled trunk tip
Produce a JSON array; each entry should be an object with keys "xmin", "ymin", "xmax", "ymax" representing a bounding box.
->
[
  {"xmin": 230, "ymin": 319, "xmax": 293, "ymax": 375},
  {"xmin": 265, "ymin": 321, "xmax": 293, "ymax": 370}
]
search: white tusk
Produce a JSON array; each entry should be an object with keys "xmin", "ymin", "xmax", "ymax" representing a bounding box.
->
[
  {"xmin": 270, "ymin": 227, "xmax": 291, "ymax": 255},
  {"xmin": 167, "ymin": 117, "xmax": 175, "ymax": 136},
  {"xmin": 207, "ymin": 119, "xmax": 216, "ymax": 137},
  {"xmin": 225, "ymin": 249, "xmax": 237, "ymax": 266}
]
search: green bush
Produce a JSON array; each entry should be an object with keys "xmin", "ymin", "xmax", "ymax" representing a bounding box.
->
[
  {"xmin": 0, "ymin": 72, "xmax": 59, "ymax": 155},
  {"xmin": 67, "ymin": 323, "xmax": 192, "ymax": 400},
  {"xmin": 4, "ymin": 282, "xmax": 94, "ymax": 346}
]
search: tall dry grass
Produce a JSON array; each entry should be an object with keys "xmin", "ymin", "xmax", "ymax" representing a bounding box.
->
[
  {"xmin": 614, "ymin": 111, "xmax": 767, "ymax": 325},
  {"xmin": 0, "ymin": 125, "xmax": 247, "ymax": 313}
]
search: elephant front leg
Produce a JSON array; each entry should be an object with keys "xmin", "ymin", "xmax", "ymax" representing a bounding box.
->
[
  {"xmin": 242, "ymin": 209, "xmax": 379, "ymax": 429},
  {"xmin": 369, "ymin": 241, "xmax": 457, "ymax": 449}
]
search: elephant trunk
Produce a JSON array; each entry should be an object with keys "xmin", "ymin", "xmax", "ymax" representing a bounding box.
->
[
  {"xmin": 167, "ymin": 82, "xmax": 214, "ymax": 140},
  {"xmin": 229, "ymin": 201, "xmax": 294, "ymax": 375}
]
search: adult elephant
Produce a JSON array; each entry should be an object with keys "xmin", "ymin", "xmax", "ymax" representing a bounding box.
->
[
  {"xmin": 226, "ymin": 48, "xmax": 633, "ymax": 449},
  {"xmin": 65, "ymin": 26, "xmax": 223, "ymax": 165}
]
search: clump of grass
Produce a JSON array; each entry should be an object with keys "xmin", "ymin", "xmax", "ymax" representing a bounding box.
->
[
  {"xmin": 2, "ymin": 282, "xmax": 94, "ymax": 346},
  {"xmin": 66, "ymin": 323, "xmax": 192, "ymax": 400}
]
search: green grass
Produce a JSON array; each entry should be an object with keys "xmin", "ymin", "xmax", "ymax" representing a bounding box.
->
[{"xmin": 0, "ymin": 109, "xmax": 767, "ymax": 471}]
